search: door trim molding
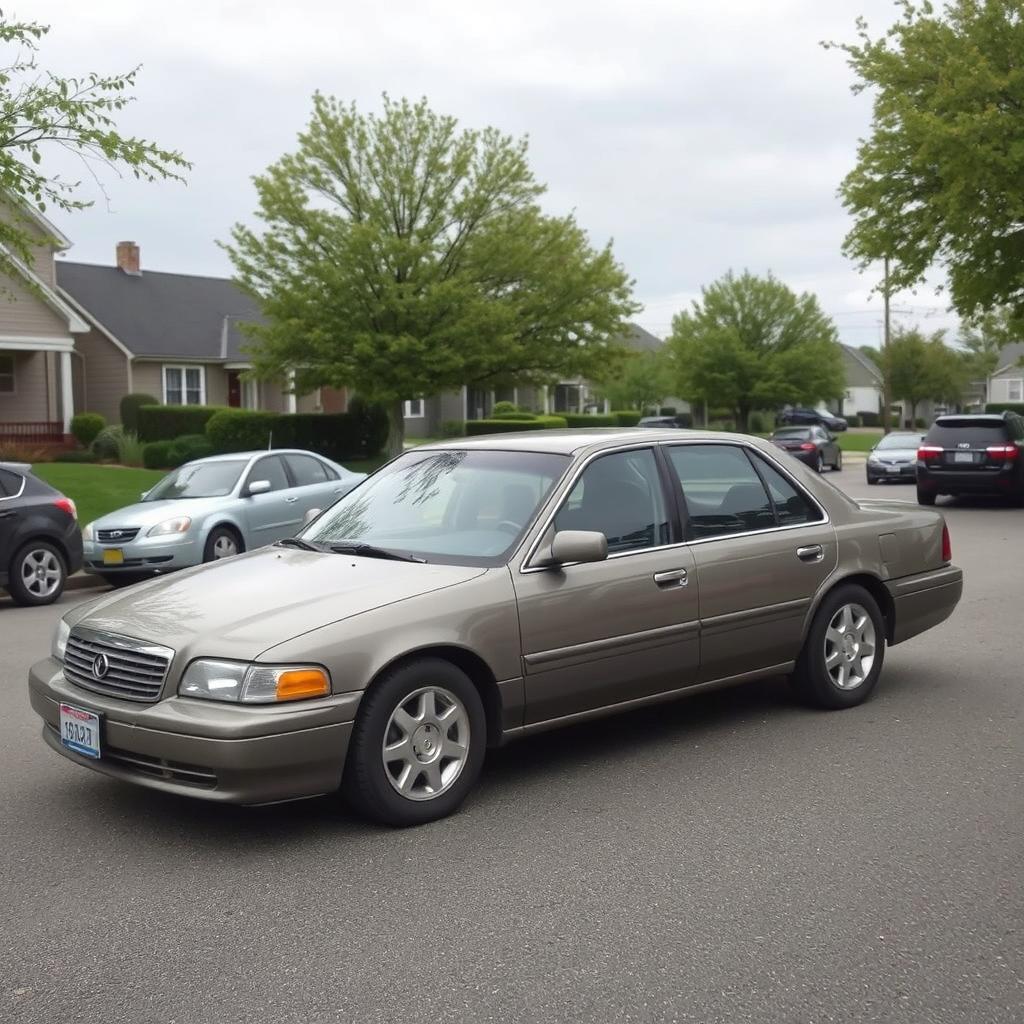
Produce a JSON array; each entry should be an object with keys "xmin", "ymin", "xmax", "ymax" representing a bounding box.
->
[{"xmin": 523, "ymin": 619, "xmax": 699, "ymax": 673}]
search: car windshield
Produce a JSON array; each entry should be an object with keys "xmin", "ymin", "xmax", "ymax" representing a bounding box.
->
[
  {"xmin": 303, "ymin": 448, "xmax": 570, "ymax": 566},
  {"xmin": 876, "ymin": 433, "xmax": 923, "ymax": 450},
  {"xmin": 144, "ymin": 460, "xmax": 247, "ymax": 500},
  {"xmin": 774, "ymin": 428, "xmax": 812, "ymax": 439}
]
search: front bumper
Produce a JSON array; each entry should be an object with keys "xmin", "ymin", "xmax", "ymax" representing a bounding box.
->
[
  {"xmin": 885, "ymin": 564, "xmax": 963, "ymax": 646},
  {"xmin": 83, "ymin": 534, "xmax": 202, "ymax": 575},
  {"xmin": 867, "ymin": 461, "xmax": 915, "ymax": 481},
  {"xmin": 29, "ymin": 657, "xmax": 361, "ymax": 804}
]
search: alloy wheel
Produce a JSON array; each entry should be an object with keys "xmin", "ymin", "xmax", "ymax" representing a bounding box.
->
[
  {"xmin": 382, "ymin": 686, "xmax": 470, "ymax": 801},
  {"xmin": 824, "ymin": 603, "xmax": 876, "ymax": 690},
  {"xmin": 20, "ymin": 548, "xmax": 62, "ymax": 598},
  {"xmin": 212, "ymin": 534, "xmax": 238, "ymax": 559}
]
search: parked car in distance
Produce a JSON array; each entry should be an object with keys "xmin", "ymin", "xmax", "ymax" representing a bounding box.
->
[
  {"xmin": 1, "ymin": 462, "xmax": 83, "ymax": 606},
  {"xmin": 776, "ymin": 407, "xmax": 848, "ymax": 432},
  {"xmin": 917, "ymin": 412, "xmax": 1024, "ymax": 505},
  {"xmin": 769, "ymin": 426, "xmax": 842, "ymax": 473},
  {"xmin": 866, "ymin": 432, "xmax": 925, "ymax": 485},
  {"xmin": 31, "ymin": 429, "xmax": 963, "ymax": 826},
  {"xmin": 638, "ymin": 415, "xmax": 689, "ymax": 429},
  {"xmin": 82, "ymin": 449, "xmax": 366, "ymax": 584}
]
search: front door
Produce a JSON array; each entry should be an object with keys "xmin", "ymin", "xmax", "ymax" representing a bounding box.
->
[
  {"xmin": 240, "ymin": 455, "xmax": 302, "ymax": 546},
  {"xmin": 663, "ymin": 442, "xmax": 837, "ymax": 682},
  {"xmin": 227, "ymin": 370, "xmax": 242, "ymax": 408},
  {"xmin": 513, "ymin": 447, "xmax": 700, "ymax": 726}
]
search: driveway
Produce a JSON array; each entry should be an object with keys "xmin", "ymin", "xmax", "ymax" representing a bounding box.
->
[{"xmin": 1, "ymin": 470, "xmax": 1020, "ymax": 1024}]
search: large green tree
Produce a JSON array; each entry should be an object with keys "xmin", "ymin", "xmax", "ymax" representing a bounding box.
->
[
  {"xmin": 225, "ymin": 94, "xmax": 638, "ymax": 454},
  {"xmin": 593, "ymin": 348, "xmax": 673, "ymax": 412},
  {"xmin": 831, "ymin": 1, "xmax": 1024, "ymax": 317},
  {"xmin": 665, "ymin": 271, "xmax": 844, "ymax": 432},
  {"xmin": 0, "ymin": 13, "xmax": 188, "ymax": 279},
  {"xmin": 883, "ymin": 326, "xmax": 967, "ymax": 422}
]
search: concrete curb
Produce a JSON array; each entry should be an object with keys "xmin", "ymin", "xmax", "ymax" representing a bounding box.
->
[{"xmin": 67, "ymin": 572, "xmax": 108, "ymax": 593}]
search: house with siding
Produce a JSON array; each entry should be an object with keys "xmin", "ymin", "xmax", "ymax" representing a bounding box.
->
[{"xmin": 986, "ymin": 343, "xmax": 1024, "ymax": 406}]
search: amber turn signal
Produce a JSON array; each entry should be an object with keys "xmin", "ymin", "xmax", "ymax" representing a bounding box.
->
[{"xmin": 276, "ymin": 669, "xmax": 330, "ymax": 701}]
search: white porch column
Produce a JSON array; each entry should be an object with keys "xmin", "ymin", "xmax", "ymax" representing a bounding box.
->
[
  {"xmin": 542, "ymin": 385, "xmax": 550, "ymax": 414},
  {"xmin": 59, "ymin": 350, "xmax": 74, "ymax": 434},
  {"xmin": 577, "ymin": 383, "xmax": 584, "ymax": 414},
  {"xmin": 286, "ymin": 370, "xmax": 297, "ymax": 414}
]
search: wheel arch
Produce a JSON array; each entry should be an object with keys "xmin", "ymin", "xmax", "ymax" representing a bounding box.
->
[
  {"xmin": 203, "ymin": 518, "xmax": 246, "ymax": 553},
  {"xmin": 804, "ymin": 572, "xmax": 895, "ymax": 644}
]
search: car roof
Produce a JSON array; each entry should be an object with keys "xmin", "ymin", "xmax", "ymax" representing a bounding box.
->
[
  {"xmin": 934, "ymin": 413, "xmax": 1011, "ymax": 423},
  {"xmin": 418, "ymin": 427, "xmax": 755, "ymax": 456},
  {"xmin": 185, "ymin": 449, "xmax": 336, "ymax": 465},
  {"xmin": 0, "ymin": 461, "xmax": 31, "ymax": 473}
]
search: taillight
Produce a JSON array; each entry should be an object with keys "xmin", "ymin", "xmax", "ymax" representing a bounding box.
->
[
  {"xmin": 53, "ymin": 497, "xmax": 77, "ymax": 519},
  {"xmin": 799, "ymin": 442, "xmax": 816, "ymax": 451},
  {"xmin": 918, "ymin": 445, "xmax": 944, "ymax": 461},
  {"xmin": 985, "ymin": 444, "xmax": 1018, "ymax": 460},
  {"xmin": 941, "ymin": 522, "xmax": 952, "ymax": 563}
]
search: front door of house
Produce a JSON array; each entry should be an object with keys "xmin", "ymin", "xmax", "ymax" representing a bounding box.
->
[{"xmin": 227, "ymin": 370, "xmax": 242, "ymax": 408}]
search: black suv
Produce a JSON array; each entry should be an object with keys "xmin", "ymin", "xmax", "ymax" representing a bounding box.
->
[
  {"xmin": 775, "ymin": 407, "xmax": 848, "ymax": 432},
  {"xmin": 916, "ymin": 412, "xmax": 1024, "ymax": 505},
  {"xmin": 0, "ymin": 462, "xmax": 84, "ymax": 605}
]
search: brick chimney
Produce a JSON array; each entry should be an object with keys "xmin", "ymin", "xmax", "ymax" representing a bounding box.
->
[{"xmin": 116, "ymin": 241, "xmax": 141, "ymax": 275}]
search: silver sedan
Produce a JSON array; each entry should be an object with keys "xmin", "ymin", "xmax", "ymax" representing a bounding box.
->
[{"xmin": 82, "ymin": 449, "xmax": 366, "ymax": 583}]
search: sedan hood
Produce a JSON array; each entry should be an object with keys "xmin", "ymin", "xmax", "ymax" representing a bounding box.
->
[
  {"xmin": 90, "ymin": 498, "xmax": 232, "ymax": 530},
  {"xmin": 69, "ymin": 546, "xmax": 487, "ymax": 658}
]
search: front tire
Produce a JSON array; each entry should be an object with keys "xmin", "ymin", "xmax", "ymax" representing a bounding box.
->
[
  {"xmin": 791, "ymin": 585, "xmax": 885, "ymax": 709},
  {"xmin": 343, "ymin": 658, "xmax": 486, "ymax": 826},
  {"xmin": 866, "ymin": 475, "xmax": 879, "ymax": 485},
  {"xmin": 7, "ymin": 541, "xmax": 67, "ymax": 606},
  {"xmin": 203, "ymin": 526, "xmax": 243, "ymax": 562}
]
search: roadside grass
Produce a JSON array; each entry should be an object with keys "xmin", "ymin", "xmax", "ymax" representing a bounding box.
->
[
  {"xmin": 837, "ymin": 431, "xmax": 883, "ymax": 452},
  {"xmin": 34, "ymin": 464, "xmax": 164, "ymax": 526}
]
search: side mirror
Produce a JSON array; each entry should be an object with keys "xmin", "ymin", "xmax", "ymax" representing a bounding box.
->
[
  {"xmin": 550, "ymin": 530, "xmax": 608, "ymax": 566},
  {"xmin": 302, "ymin": 507, "xmax": 322, "ymax": 527},
  {"xmin": 248, "ymin": 479, "xmax": 271, "ymax": 496},
  {"xmin": 139, "ymin": 490, "xmax": 149, "ymax": 501}
]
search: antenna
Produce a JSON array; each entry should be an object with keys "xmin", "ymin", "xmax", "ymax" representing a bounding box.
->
[{"xmin": 268, "ymin": 430, "xmax": 273, "ymax": 451}]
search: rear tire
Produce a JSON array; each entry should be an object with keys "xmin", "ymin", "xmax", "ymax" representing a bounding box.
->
[
  {"xmin": 833, "ymin": 450, "xmax": 843, "ymax": 472},
  {"xmin": 343, "ymin": 658, "xmax": 486, "ymax": 827},
  {"xmin": 7, "ymin": 541, "xmax": 67, "ymax": 606},
  {"xmin": 917, "ymin": 488, "xmax": 936, "ymax": 506},
  {"xmin": 816, "ymin": 453, "xmax": 824, "ymax": 473},
  {"xmin": 791, "ymin": 584, "xmax": 885, "ymax": 709}
]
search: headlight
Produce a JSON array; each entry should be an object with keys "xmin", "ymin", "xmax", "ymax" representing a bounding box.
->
[
  {"xmin": 179, "ymin": 659, "xmax": 331, "ymax": 704},
  {"xmin": 147, "ymin": 516, "xmax": 192, "ymax": 537},
  {"xmin": 867, "ymin": 453, "xmax": 882, "ymax": 463},
  {"xmin": 52, "ymin": 619, "xmax": 70, "ymax": 662},
  {"xmin": 82, "ymin": 521, "xmax": 95, "ymax": 541}
]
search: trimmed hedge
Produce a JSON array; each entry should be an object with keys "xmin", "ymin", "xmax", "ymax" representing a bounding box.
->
[
  {"xmin": 985, "ymin": 402, "xmax": 1024, "ymax": 414},
  {"xmin": 70, "ymin": 412, "xmax": 105, "ymax": 448},
  {"xmin": 120, "ymin": 393, "xmax": 159, "ymax": 433},
  {"xmin": 610, "ymin": 410, "xmax": 642, "ymax": 426},
  {"xmin": 465, "ymin": 416, "xmax": 568, "ymax": 435},
  {"xmin": 169, "ymin": 434, "xmax": 215, "ymax": 465},
  {"xmin": 142, "ymin": 441, "xmax": 175, "ymax": 469},
  {"xmin": 490, "ymin": 411, "xmax": 539, "ymax": 421},
  {"xmin": 561, "ymin": 413, "xmax": 618, "ymax": 428},
  {"xmin": 53, "ymin": 449, "xmax": 99, "ymax": 463},
  {"xmin": 206, "ymin": 410, "xmax": 279, "ymax": 452},
  {"xmin": 491, "ymin": 401, "xmax": 519, "ymax": 417},
  {"xmin": 845, "ymin": 414, "xmax": 861, "ymax": 428},
  {"xmin": 137, "ymin": 404, "xmax": 230, "ymax": 442}
]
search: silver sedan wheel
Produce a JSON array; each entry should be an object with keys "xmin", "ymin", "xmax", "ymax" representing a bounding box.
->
[
  {"xmin": 20, "ymin": 548, "xmax": 63, "ymax": 598},
  {"xmin": 824, "ymin": 603, "xmax": 876, "ymax": 690},
  {"xmin": 212, "ymin": 534, "xmax": 238, "ymax": 559},
  {"xmin": 382, "ymin": 686, "xmax": 471, "ymax": 802}
]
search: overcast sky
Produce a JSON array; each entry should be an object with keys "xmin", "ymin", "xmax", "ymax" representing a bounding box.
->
[{"xmin": 30, "ymin": 0, "xmax": 960, "ymax": 347}]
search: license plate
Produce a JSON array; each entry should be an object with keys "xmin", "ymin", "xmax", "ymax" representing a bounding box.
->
[
  {"xmin": 886, "ymin": 466, "xmax": 901, "ymax": 473},
  {"xmin": 59, "ymin": 703, "xmax": 101, "ymax": 759},
  {"xmin": 954, "ymin": 452, "xmax": 974, "ymax": 464},
  {"xmin": 102, "ymin": 548, "xmax": 125, "ymax": 565}
]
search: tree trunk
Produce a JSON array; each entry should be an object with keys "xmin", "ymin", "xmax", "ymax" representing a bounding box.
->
[
  {"xmin": 385, "ymin": 399, "xmax": 405, "ymax": 458},
  {"xmin": 736, "ymin": 405, "xmax": 750, "ymax": 433}
]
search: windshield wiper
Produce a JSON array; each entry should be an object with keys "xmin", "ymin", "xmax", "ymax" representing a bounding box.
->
[
  {"xmin": 276, "ymin": 537, "xmax": 326, "ymax": 552},
  {"xmin": 328, "ymin": 542, "xmax": 426, "ymax": 563}
]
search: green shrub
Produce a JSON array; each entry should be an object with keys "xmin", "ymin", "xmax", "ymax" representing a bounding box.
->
[
  {"xmin": 984, "ymin": 402, "xmax": 1024, "ymax": 414},
  {"xmin": 440, "ymin": 420, "xmax": 466, "ymax": 438},
  {"xmin": 845, "ymin": 414, "xmax": 861, "ymax": 428},
  {"xmin": 119, "ymin": 393, "xmax": 159, "ymax": 433},
  {"xmin": 914, "ymin": 417, "xmax": 928, "ymax": 429},
  {"xmin": 137, "ymin": 404, "xmax": 229, "ymax": 442},
  {"xmin": 748, "ymin": 411, "xmax": 771, "ymax": 434},
  {"xmin": 561, "ymin": 413, "xmax": 618, "ymax": 428},
  {"xmin": 70, "ymin": 412, "xmax": 105, "ymax": 448},
  {"xmin": 491, "ymin": 400, "xmax": 519, "ymax": 417},
  {"xmin": 53, "ymin": 449, "xmax": 98, "ymax": 463},
  {"xmin": 117, "ymin": 430, "xmax": 146, "ymax": 467},
  {"xmin": 142, "ymin": 441, "xmax": 175, "ymax": 469},
  {"xmin": 490, "ymin": 411, "xmax": 538, "ymax": 421},
  {"xmin": 610, "ymin": 410, "xmax": 642, "ymax": 427},
  {"xmin": 169, "ymin": 433, "xmax": 215, "ymax": 465},
  {"xmin": 205, "ymin": 410, "xmax": 279, "ymax": 452},
  {"xmin": 465, "ymin": 416, "xmax": 568, "ymax": 435},
  {"xmin": 659, "ymin": 406, "xmax": 677, "ymax": 416},
  {"xmin": 91, "ymin": 425, "xmax": 124, "ymax": 460}
]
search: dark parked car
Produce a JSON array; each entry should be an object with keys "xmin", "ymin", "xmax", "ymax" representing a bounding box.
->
[
  {"xmin": 1, "ymin": 462, "xmax": 83, "ymax": 606},
  {"xmin": 776, "ymin": 407, "xmax": 848, "ymax": 432},
  {"xmin": 638, "ymin": 415, "xmax": 689, "ymax": 429},
  {"xmin": 917, "ymin": 413, "xmax": 1024, "ymax": 505},
  {"xmin": 866, "ymin": 432, "xmax": 925, "ymax": 484},
  {"xmin": 769, "ymin": 426, "xmax": 842, "ymax": 473}
]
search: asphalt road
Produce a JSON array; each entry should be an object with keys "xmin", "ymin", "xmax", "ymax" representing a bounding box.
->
[{"xmin": 1, "ymin": 471, "xmax": 1021, "ymax": 1024}]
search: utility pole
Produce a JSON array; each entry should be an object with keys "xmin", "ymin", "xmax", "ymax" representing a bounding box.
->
[{"xmin": 882, "ymin": 256, "xmax": 892, "ymax": 435}]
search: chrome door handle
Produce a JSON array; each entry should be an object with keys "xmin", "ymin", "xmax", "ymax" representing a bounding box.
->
[
  {"xmin": 797, "ymin": 544, "xmax": 823, "ymax": 563},
  {"xmin": 284, "ymin": 496, "xmax": 299, "ymax": 504},
  {"xmin": 653, "ymin": 568, "xmax": 688, "ymax": 587}
]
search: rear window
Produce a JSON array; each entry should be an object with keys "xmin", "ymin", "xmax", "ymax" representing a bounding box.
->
[
  {"xmin": 0, "ymin": 467, "xmax": 23, "ymax": 497},
  {"xmin": 925, "ymin": 419, "xmax": 1010, "ymax": 447},
  {"xmin": 773, "ymin": 428, "xmax": 812, "ymax": 439}
]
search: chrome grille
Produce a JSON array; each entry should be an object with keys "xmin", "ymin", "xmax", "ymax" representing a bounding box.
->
[
  {"xmin": 64, "ymin": 627, "xmax": 173, "ymax": 703},
  {"xmin": 97, "ymin": 527, "xmax": 140, "ymax": 543}
]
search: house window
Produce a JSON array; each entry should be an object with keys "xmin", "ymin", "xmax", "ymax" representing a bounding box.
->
[
  {"xmin": 0, "ymin": 354, "xmax": 13, "ymax": 394},
  {"xmin": 1008, "ymin": 379, "xmax": 1023, "ymax": 402},
  {"xmin": 163, "ymin": 365, "xmax": 205, "ymax": 406},
  {"xmin": 404, "ymin": 399, "xmax": 424, "ymax": 418}
]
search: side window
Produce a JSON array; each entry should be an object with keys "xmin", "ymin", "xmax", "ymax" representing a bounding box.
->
[
  {"xmin": 284, "ymin": 454, "xmax": 329, "ymax": 486},
  {"xmin": 247, "ymin": 455, "xmax": 289, "ymax": 493},
  {"xmin": 750, "ymin": 455, "xmax": 824, "ymax": 527},
  {"xmin": 554, "ymin": 448, "xmax": 669, "ymax": 554},
  {"xmin": 0, "ymin": 467, "xmax": 22, "ymax": 497},
  {"xmin": 666, "ymin": 444, "xmax": 773, "ymax": 539}
]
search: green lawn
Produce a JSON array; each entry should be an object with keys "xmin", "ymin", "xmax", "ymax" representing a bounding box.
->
[
  {"xmin": 837, "ymin": 431, "xmax": 883, "ymax": 452},
  {"xmin": 34, "ymin": 464, "xmax": 164, "ymax": 526}
]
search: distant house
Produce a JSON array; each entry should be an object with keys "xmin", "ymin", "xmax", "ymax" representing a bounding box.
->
[
  {"xmin": 834, "ymin": 344, "xmax": 884, "ymax": 418},
  {"xmin": 986, "ymin": 343, "xmax": 1024, "ymax": 406}
]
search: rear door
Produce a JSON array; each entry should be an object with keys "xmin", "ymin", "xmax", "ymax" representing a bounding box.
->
[
  {"xmin": 0, "ymin": 467, "xmax": 25, "ymax": 571},
  {"xmin": 239, "ymin": 455, "xmax": 299, "ymax": 545},
  {"xmin": 663, "ymin": 442, "xmax": 837, "ymax": 682},
  {"xmin": 282, "ymin": 453, "xmax": 344, "ymax": 517}
]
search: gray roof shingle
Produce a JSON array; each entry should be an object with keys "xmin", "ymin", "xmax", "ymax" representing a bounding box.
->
[{"xmin": 56, "ymin": 261, "xmax": 262, "ymax": 361}]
